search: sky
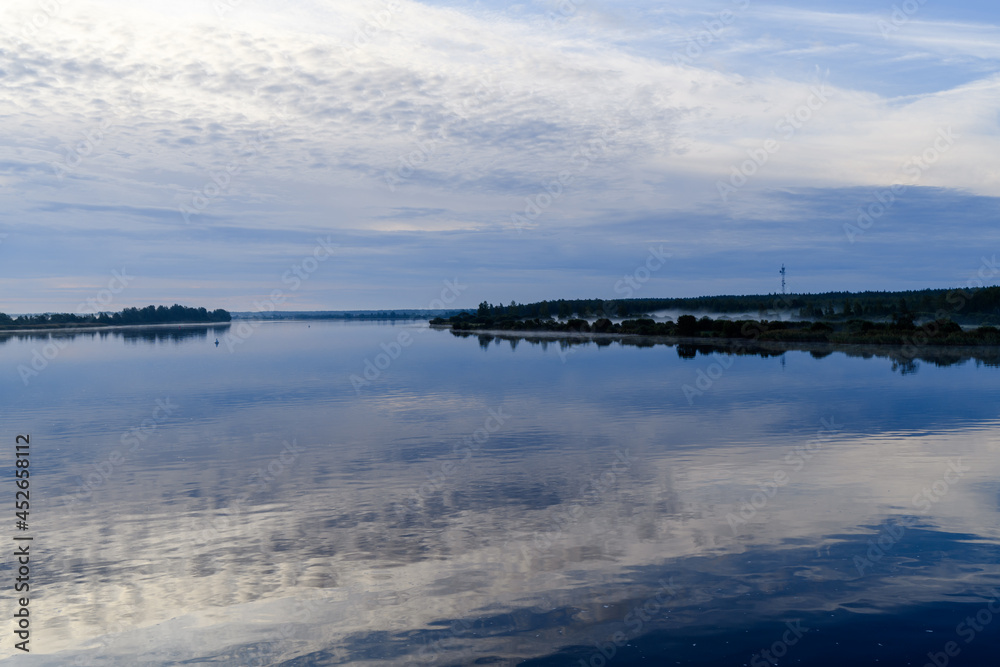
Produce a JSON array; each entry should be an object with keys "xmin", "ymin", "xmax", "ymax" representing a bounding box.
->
[{"xmin": 1, "ymin": 0, "xmax": 999, "ymax": 312}]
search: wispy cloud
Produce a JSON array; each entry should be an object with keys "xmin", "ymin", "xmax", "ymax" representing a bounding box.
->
[{"xmin": 0, "ymin": 0, "xmax": 998, "ymax": 310}]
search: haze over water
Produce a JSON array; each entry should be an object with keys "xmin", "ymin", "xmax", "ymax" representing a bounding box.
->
[{"xmin": 2, "ymin": 320, "xmax": 999, "ymax": 665}]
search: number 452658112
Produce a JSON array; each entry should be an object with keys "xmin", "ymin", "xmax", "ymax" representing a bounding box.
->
[{"xmin": 15, "ymin": 435, "xmax": 29, "ymax": 527}]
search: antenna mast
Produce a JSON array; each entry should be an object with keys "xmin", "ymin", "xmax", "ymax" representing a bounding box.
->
[{"xmin": 780, "ymin": 265, "xmax": 786, "ymax": 295}]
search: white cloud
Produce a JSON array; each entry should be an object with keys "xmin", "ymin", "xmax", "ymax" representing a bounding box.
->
[{"xmin": 0, "ymin": 0, "xmax": 998, "ymax": 309}]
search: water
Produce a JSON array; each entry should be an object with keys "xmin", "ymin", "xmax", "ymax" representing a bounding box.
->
[{"xmin": 2, "ymin": 321, "xmax": 999, "ymax": 665}]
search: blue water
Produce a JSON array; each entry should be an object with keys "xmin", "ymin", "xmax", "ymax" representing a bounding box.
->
[{"xmin": 1, "ymin": 321, "xmax": 998, "ymax": 665}]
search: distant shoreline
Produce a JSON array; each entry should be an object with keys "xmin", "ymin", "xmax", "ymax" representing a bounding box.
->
[
  {"xmin": 0, "ymin": 321, "xmax": 231, "ymax": 336},
  {"xmin": 439, "ymin": 325, "xmax": 1000, "ymax": 350},
  {"xmin": 431, "ymin": 312, "xmax": 1000, "ymax": 348}
]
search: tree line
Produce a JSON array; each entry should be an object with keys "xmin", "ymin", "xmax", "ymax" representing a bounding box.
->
[
  {"xmin": 460, "ymin": 286, "xmax": 1000, "ymax": 324},
  {"xmin": 435, "ymin": 312, "xmax": 1000, "ymax": 347},
  {"xmin": 0, "ymin": 304, "xmax": 231, "ymax": 328}
]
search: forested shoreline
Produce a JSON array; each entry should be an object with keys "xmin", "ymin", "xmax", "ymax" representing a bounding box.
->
[
  {"xmin": 455, "ymin": 286, "xmax": 1000, "ymax": 324},
  {"xmin": 432, "ymin": 312, "xmax": 1000, "ymax": 347},
  {"xmin": 0, "ymin": 305, "xmax": 231, "ymax": 331}
]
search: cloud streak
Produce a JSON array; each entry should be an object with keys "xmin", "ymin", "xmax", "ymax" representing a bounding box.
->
[{"xmin": 0, "ymin": 0, "xmax": 998, "ymax": 310}]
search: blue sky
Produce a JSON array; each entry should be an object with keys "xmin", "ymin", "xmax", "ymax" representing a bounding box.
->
[{"xmin": 1, "ymin": 0, "xmax": 999, "ymax": 312}]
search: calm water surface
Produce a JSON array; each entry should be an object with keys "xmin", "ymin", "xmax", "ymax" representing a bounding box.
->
[{"xmin": 1, "ymin": 321, "xmax": 999, "ymax": 666}]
